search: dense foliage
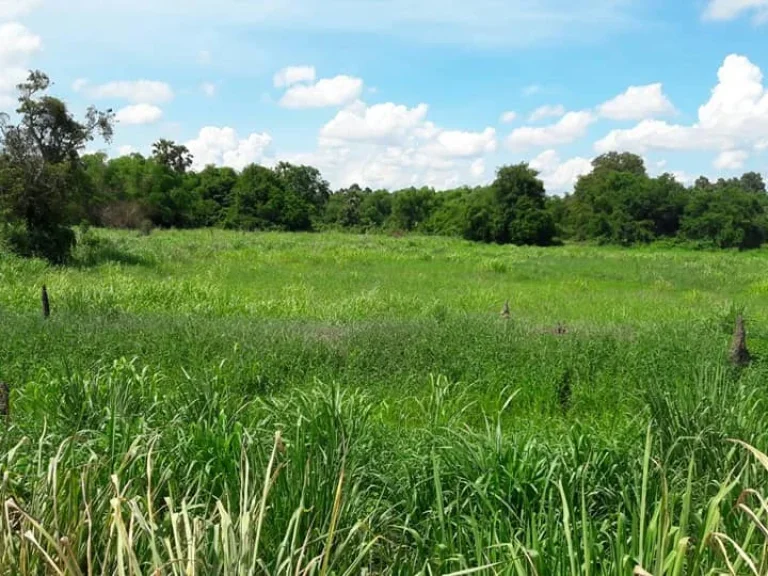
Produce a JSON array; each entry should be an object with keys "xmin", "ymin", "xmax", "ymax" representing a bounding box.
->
[
  {"xmin": 2, "ymin": 72, "xmax": 767, "ymax": 264},
  {"xmin": 72, "ymin": 148, "xmax": 766, "ymax": 252}
]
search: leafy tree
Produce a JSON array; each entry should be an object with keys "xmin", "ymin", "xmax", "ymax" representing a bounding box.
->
[
  {"xmin": 681, "ymin": 181, "xmax": 766, "ymax": 249},
  {"xmin": 152, "ymin": 139, "xmax": 193, "ymax": 174},
  {"xmin": 190, "ymin": 165, "xmax": 238, "ymax": 226},
  {"xmin": 592, "ymin": 151, "xmax": 647, "ymax": 177},
  {"xmin": 227, "ymin": 164, "xmax": 312, "ymax": 231},
  {"xmin": 491, "ymin": 164, "xmax": 555, "ymax": 245},
  {"xmin": 0, "ymin": 71, "xmax": 114, "ymax": 262},
  {"xmin": 274, "ymin": 162, "xmax": 330, "ymax": 216},
  {"xmin": 390, "ymin": 187, "xmax": 437, "ymax": 231},
  {"xmin": 567, "ymin": 155, "xmax": 686, "ymax": 245}
]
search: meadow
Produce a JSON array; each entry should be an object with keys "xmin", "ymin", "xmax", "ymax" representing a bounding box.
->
[{"xmin": 3, "ymin": 229, "xmax": 768, "ymax": 574}]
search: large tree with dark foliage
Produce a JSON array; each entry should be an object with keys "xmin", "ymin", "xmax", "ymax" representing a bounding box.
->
[
  {"xmin": 490, "ymin": 163, "xmax": 556, "ymax": 246},
  {"xmin": 0, "ymin": 71, "xmax": 114, "ymax": 262}
]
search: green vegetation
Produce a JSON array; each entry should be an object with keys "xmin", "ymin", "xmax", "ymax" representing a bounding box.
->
[
  {"xmin": 3, "ymin": 71, "xmax": 768, "ymax": 267},
  {"xmin": 3, "ymin": 230, "xmax": 768, "ymax": 573}
]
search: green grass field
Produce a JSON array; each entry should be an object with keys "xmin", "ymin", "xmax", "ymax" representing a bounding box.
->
[{"xmin": 3, "ymin": 229, "xmax": 768, "ymax": 574}]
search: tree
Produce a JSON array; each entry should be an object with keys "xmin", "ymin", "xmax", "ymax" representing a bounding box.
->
[
  {"xmin": 152, "ymin": 139, "xmax": 193, "ymax": 174},
  {"xmin": 274, "ymin": 162, "xmax": 330, "ymax": 224},
  {"xmin": 0, "ymin": 71, "xmax": 114, "ymax": 262},
  {"xmin": 390, "ymin": 187, "xmax": 437, "ymax": 231},
  {"xmin": 591, "ymin": 151, "xmax": 647, "ymax": 177},
  {"xmin": 491, "ymin": 164, "xmax": 555, "ymax": 245}
]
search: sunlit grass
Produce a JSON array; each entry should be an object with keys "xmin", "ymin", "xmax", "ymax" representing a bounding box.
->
[{"xmin": 2, "ymin": 229, "xmax": 768, "ymax": 573}]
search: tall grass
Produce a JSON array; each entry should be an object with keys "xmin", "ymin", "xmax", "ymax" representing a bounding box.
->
[{"xmin": 2, "ymin": 229, "xmax": 768, "ymax": 572}]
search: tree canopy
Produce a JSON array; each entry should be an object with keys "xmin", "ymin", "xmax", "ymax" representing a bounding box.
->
[{"xmin": 2, "ymin": 70, "xmax": 768, "ymax": 261}]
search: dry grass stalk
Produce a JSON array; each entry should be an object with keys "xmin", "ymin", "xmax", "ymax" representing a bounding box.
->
[{"xmin": 729, "ymin": 315, "xmax": 751, "ymax": 367}]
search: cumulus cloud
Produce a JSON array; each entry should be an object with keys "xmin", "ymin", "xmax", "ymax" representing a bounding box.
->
[
  {"xmin": 273, "ymin": 65, "xmax": 316, "ymax": 88},
  {"xmin": 83, "ymin": 80, "xmax": 174, "ymax": 104},
  {"xmin": 500, "ymin": 111, "xmax": 517, "ymax": 124},
  {"xmin": 115, "ymin": 104, "xmax": 163, "ymax": 125},
  {"xmin": 714, "ymin": 149, "xmax": 749, "ymax": 169},
  {"xmin": 279, "ymin": 75, "xmax": 363, "ymax": 108},
  {"xmin": 302, "ymin": 99, "xmax": 498, "ymax": 189},
  {"xmin": 529, "ymin": 149, "xmax": 593, "ymax": 194},
  {"xmin": 470, "ymin": 158, "xmax": 486, "ymax": 178},
  {"xmin": 523, "ymin": 84, "xmax": 542, "ymax": 96},
  {"xmin": 186, "ymin": 126, "xmax": 272, "ymax": 171},
  {"xmin": 598, "ymin": 83, "xmax": 675, "ymax": 120},
  {"xmin": 507, "ymin": 111, "xmax": 595, "ymax": 151},
  {"xmin": 595, "ymin": 54, "xmax": 768, "ymax": 154},
  {"xmin": 320, "ymin": 101, "xmax": 430, "ymax": 145},
  {"xmin": 529, "ymin": 104, "xmax": 565, "ymax": 122},
  {"xmin": 118, "ymin": 144, "xmax": 137, "ymax": 156},
  {"xmin": 0, "ymin": 22, "xmax": 42, "ymax": 106},
  {"xmin": 703, "ymin": 0, "xmax": 768, "ymax": 22},
  {"xmin": 426, "ymin": 127, "xmax": 497, "ymax": 158}
]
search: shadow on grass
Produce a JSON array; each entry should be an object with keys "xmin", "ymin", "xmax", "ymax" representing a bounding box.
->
[{"xmin": 72, "ymin": 236, "xmax": 155, "ymax": 268}]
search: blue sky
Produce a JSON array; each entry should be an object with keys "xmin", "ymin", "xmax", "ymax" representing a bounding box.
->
[{"xmin": 2, "ymin": 0, "xmax": 768, "ymax": 192}]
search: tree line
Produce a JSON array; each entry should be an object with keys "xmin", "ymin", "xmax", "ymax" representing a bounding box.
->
[{"xmin": 2, "ymin": 70, "xmax": 767, "ymax": 264}]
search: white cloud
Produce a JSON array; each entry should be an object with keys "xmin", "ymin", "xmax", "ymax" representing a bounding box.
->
[
  {"xmin": 426, "ymin": 127, "xmax": 497, "ymax": 158},
  {"xmin": 714, "ymin": 149, "xmax": 749, "ymax": 169},
  {"xmin": 201, "ymin": 82, "xmax": 216, "ymax": 97},
  {"xmin": 470, "ymin": 158, "xmax": 486, "ymax": 178},
  {"xmin": 304, "ymin": 99, "xmax": 498, "ymax": 189},
  {"xmin": 0, "ymin": 0, "xmax": 40, "ymax": 19},
  {"xmin": 598, "ymin": 83, "xmax": 675, "ymax": 120},
  {"xmin": 500, "ymin": 111, "xmax": 517, "ymax": 124},
  {"xmin": 88, "ymin": 80, "xmax": 174, "ymax": 104},
  {"xmin": 118, "ymin": 144, "xmax": 136, "ymax": 156},
  {"xmin": 656, "ymin": 159, "xmax": 668, "ymax": 169},
  {"xmin": 703, "ymin": 0, "xmax": 768, "ymax": 22},
  {"xmin": 115, "ymin": 104, "xmax": 163, "ymax": 125},
  {"xmin": 523, "ymin": 84, "xmax": 542, "ymax": 96},
  {"xmin": 756, "ymin": 139, "xmax": 768, "ymax": 151},
  {"xmin": 320, "ymin": 101, "xmax": 430, "ymax": 144},
  {"xmin": 507, "ymin": 111, "xmax": 595, "ymax": 151},
  {"xmin": 186, "ymin": 126, "xmax": 272, "ymax": 171},
  {"xmin": 671, "ymin": 171, "xmax": 695, "ymax": 185},
  {"xmin": 279, "ymin": 75, "xmax": 363, "ymax": 108},
  {"xmin": 0, "ymin": 22, "xmax": 42, "ymax": 107},
  {"xmin": 594, "ymin": 55, "xmax": 768, "ymax": 154},
  {"xmin": 0, "ymin": 22, "xmax": 42, "ymax": 64},
  {"xmin": 273, "ymin": 65, "xmax": 316, "ymax": 88},
  {"xmin": 529, "ymin": 149, "xmax": 593, "ymax": 193},
  {"xmin": 529, "ymin": 104, "xmax": 565, "ymax": 122}
]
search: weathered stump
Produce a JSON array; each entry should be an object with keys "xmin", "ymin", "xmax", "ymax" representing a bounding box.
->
[
  {"xmin": 0, "ymin": 381, "xmax": 9, "ymax": 419},
  {"xmin": 42, "ymin": 285, "xmax": 50, "ymax": 318},
  {"xmin": 729, "ymin": 315, "xmax": 751, "ymax": 367}
]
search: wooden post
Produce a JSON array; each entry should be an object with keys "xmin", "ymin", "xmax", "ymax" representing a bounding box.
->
[{"xmin": 42, "ymin": 285, "xmax": 50, "ymax": 318}]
